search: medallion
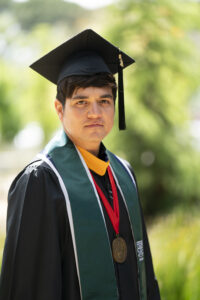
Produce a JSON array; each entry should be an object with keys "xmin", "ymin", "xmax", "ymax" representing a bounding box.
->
[
  {"xmin": 91, "ymin": 167, "xmax": 127, "ymax": 263},
  {"xmin": 112, "ymin": 236, "xmax": 127, "ymax": 263}
]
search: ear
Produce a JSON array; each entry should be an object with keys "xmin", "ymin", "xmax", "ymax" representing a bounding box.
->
[{"xmin": 54, "ymin": 99, "xmax": 64, "ymax": 121}]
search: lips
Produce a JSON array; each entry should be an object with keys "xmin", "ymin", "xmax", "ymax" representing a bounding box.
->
[
  {"xmin": 84, "ymin": 121, "xmax": 103, "ymax": 126},
  {"xmin": 85, "ymin": 124, "xmax": 103, "ymax": 127}
]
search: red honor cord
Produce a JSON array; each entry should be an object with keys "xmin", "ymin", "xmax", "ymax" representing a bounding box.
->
[{"xmin": 91, "ymin": 166, "xmax": 119, "ymax": 235}]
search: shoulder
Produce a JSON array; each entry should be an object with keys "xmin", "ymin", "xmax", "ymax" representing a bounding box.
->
[
  {"xmin": 24, "ymin": 158, "xmax": 57, "ymax": 178},
  {"xmin": 117, "ymin": 157, "xmax": 132, "ymax": 171},
  {"xmin": 10, "ymin": 159, "xmax": 58, "ymax": 191},
  {"xmin": 120, "ymin": 158, "xmax": 137, "ymax": 178},
  {"xmin": 8, "ymin": 158, "xmax": 63, "ymax": 208},
  {"xmin": 109, "ymin": 153, "xmax": 140, "ymax": 192},
  {"xmin": 111, "ymin": 154, "xmax": 137, "ymax": 179},
  {"xmin": 7, "ymin": 158, "xmax": 67, "ymax": 230}
]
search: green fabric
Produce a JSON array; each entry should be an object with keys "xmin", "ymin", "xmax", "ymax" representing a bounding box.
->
[
  {"xmin": 107, "ymin": 151, "xmax": 147, "ymax": 300},
  {"xmin": 43, "ymin": 130, "xmax": 147, "ymax": 300},
  {"xmin": 44, "ymin": 131, "xmax": 118, "ymax": 300}
]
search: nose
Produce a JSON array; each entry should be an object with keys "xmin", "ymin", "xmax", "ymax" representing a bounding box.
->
[{"xmin": 87, "ymin": 102, "xmax": 101, "ymax": 118}]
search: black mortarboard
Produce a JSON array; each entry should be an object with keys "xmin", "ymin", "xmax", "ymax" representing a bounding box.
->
[{"xmin": 30, "ymin": 29, "xmax": 135, "ymax": 130}]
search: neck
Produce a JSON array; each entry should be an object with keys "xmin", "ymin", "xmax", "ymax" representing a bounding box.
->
[
  {"xmin": 76, "ymin": 142, "xmax": 100, "ymax": 156},
  {"xmin": 65, "ymin": 131, "xmax": 100, "ymax": 157},
  {"xmin": 86, "ymin": 147, "xmax": 99, "ymax": 156}
]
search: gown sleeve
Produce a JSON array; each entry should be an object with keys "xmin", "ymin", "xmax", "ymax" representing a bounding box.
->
[
  {"xmin": 123, "ymin": 159, "xmax": 161, "ymax": 300},
  {"xmin": 0, "ymin": 161, "xmax": 69, "ymax": 300}
]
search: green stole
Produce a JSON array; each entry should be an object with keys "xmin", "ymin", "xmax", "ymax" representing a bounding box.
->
[{"xmin": 39, "ymin": 131, "xmax": 147, "ymax": 300}]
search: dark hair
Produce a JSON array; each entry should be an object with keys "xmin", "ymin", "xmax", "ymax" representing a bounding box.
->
[{"xmin": 56, "ymin": 73, "xmax": 117, "ymax": 106}]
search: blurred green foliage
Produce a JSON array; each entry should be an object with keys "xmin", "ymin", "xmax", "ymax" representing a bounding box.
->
[
  {"xmin": 0, "ymin": 0, "xmax": 87, "ymax": 143},
  {"xmin": 0, "ymin": 0, "xmax": 87, "ymax": 31},
  {"xmin": 0, "ymin": 234, "xmax": 5, "ymax": 272},
  {"xmin": 0, "ymin": 0, "xmax": 200, "ymax": 300},
  {"xmin": 0, "ymin": 0, "xmax": 200, "ymax": 216},
  {"xmin": 103, "ymin": 0, "xmax": 200, "ymax": 215},
  {"xmin": 149, "ymin": 208, "xmax": 200, "ymax": 300},
  {"xmin": 0, "ymin": 62, "xmax": 22, "ymax": 142},
  {"xmin": 0, "ymin": 1, "xmax": 200, "ymax": 297}
]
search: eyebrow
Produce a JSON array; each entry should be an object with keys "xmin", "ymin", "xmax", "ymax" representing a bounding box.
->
[{"xmin": 71, "ymin": 94, "xmax": 113, "ymax": 100}]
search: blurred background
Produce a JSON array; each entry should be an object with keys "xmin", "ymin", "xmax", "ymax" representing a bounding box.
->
[{"xmin": 0, "ymin": 0, "xmax": 200, "ymax": 298}]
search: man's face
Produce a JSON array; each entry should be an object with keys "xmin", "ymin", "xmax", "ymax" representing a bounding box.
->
[{"xmin": 55, "ymin": 86, "xmax": 115, "ymax": 155}]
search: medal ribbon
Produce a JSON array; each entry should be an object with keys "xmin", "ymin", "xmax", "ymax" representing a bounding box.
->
[{"xmin": 91, "ymin": 166, "xmax": 119, "ymax": 235}]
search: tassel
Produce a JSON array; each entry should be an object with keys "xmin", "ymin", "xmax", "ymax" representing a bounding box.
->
[{"xmin": 118, "ymin": 51, "xmax": 126, "ymax": 130}]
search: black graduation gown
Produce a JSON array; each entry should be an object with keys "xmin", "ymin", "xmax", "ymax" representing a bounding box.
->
[{"xmin": 0, "ymin": 158, "xmax": 160, "ymax": 300}]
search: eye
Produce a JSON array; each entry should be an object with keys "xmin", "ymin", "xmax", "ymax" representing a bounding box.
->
[
  {"xmin": 99, "ymin": 99, "xmax": 111, "ymax": 104},
  {"xmin": 75, "ymin": 100, "xmax": 87, "ymax": 105}
]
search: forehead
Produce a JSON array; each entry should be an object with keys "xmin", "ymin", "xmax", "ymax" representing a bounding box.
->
[{"xmin": 71, "ymin": 86, "xmax": 113, "ymax": 98}]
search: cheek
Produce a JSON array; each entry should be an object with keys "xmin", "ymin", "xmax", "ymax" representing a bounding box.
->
[
  {"xmin": 62, "ymin": 107, "xmax": 84, "ymax": 130},
  {"xmin": 61, "ymin": 107, "xmax": 72, "ymax": 129},
  {"xmin": 106, "ymin": 109, "xmax": 115, "ymax": 130}
]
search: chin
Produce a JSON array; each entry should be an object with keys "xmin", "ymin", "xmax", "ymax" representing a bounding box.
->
[{"xmin": 88, "ymin": 133, "xmax": 105, "ymax": 142}]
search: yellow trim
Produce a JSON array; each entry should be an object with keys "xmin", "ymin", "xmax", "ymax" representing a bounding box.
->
[{"xmin": 77, "ymin": 146, "xmax": 109, "ymax": 176}]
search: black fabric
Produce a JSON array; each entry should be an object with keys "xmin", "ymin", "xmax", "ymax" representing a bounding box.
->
[
  {"xmin": 0, "ymin": 158, "xmax": 160, "ymax": 300},
  {"xmin": 58, "ymin": 51, "xmax": 111, "ymax": 83},
  {"xmin": 91, "ymin": 170, "xmax": 140, "ymax": 300},
  {"xmin": 29, "ymin": 29, "xmax": 135, "ymax": 85},
  {"xmin": 118, "ymin": 53, "xmax": 126, "ymax": 130}
]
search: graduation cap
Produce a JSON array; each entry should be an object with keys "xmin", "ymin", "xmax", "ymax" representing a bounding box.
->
[{"xmin": 30, "ymin": 29, "xmax": 135, "ymax": 130}]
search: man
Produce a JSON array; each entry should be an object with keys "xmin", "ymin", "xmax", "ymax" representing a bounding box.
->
[{"xmin": 0, "ymin": 29, "xmax": 160, "ymax": 300}]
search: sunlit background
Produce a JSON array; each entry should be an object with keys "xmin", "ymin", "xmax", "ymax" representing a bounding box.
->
[{"xmin": 0, "ymin": 0, "xmax": 200, "ymax": 298}]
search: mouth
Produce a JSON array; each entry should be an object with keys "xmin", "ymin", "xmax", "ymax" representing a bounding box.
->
[{"xmin": 85, "ymin": 123, "xmax": 103, "ymax": 128}]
